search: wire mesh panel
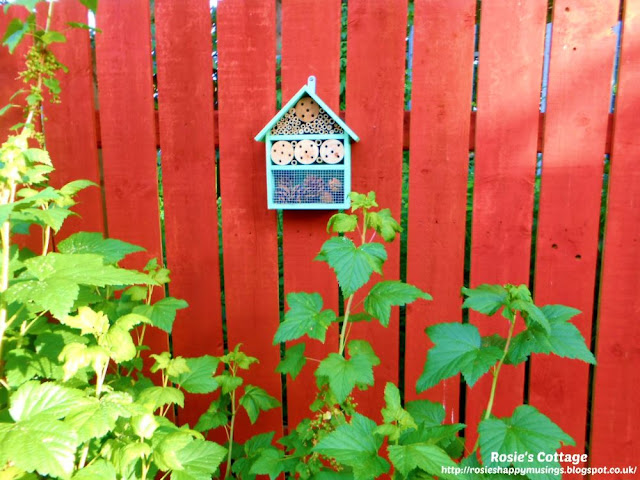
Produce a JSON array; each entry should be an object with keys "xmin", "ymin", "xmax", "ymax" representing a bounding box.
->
[{"xmin": 271, "ymin": 169, "xmax": 346, "ymax": 208}]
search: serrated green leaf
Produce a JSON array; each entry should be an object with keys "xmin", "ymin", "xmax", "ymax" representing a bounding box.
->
[
  {"xmin": 462, "ymin": 284, "xmax": 508, "ymax": 315},
  {"xmin": 2, "ymin": 17, "xmax": 31, "ymax": 53},
  {"xmin": 249, "ymin": 448, "xmax": 285, "ymax": 479},
  {"xmin": 417, "ymin": 323, "xmax": 503, "ymax": 391},
  {"xmin": 349, "ymin": 191, "xmax": 378, "ymax": 211},
  {"xmin": 327, "ymin": 213, "xmax": 358, "ymax": 234},
  {"xmin": 405, "ymin": 399, "xmax": 445, "ymax": 427},
  {"xmin": 507, "ymin": 305, "xmax": 595, "ymax": 365},
  {"xmin": 171, "ymin": 355, "xmax": 219, "ymax": 394},
  {"xmin": 239, "ymin": 385, "xmax": 280, "ymax": 424},
  {"xmin": 315, "ymin": 237, "xmax": 387, "ymax": 296},
  {"xmin": 366, "ymin": 208, "xmax": 402, "ymax": 242},
  {"xmin": 9, "ymin": 381, "xmax": 86, "ymax": 421},
  {"xmin": 364, "ymin": 280, "xmax": 431, "ymax": 327},
  {"xmin": 479, "ymin": 405, "xmax": 574, "ymax": 480},
  {"xmin": 170, "ymin": 440, "xmax": 227, "ymax": 480},
  {"xmin": 194, "ymin": 397, "xmax": 230, "ymax": 433},
  {"xmin": 65, "ymin": 392, "xmax": 135, "ymax": 442},
  {"xmin": 22, "ymin": 148, "xmax": 51, "ymax": 166},
  {"xmin": 131, "ymin": 413, "xmax": 158, "ymax": 439},
  {"xmin": 72, "ymin": 459, "xmax": 117, "ymax": 480},
  {"xmin": 274, "ymin": 292, "xmax": 335, "ymax": 344},
  {"xmin": 347, "ymin": 339, "xmax": 380, "ymax": 367},
  {"xmin": 313, "ymin": 413, "xmax": 389, "ymax": 480},
  {"xmin": 58, "ymin": 232, "xmax": 145, "ymax": 264},
  {"xmin": 276, "ymin": 343, "xmax": 306, "ymax": 380},
  {"xmin": 214, "ymin": 374, "xmax": 243, "ymax": 395},
  {"xmin": 137, "ymin": 387, "xmax": 184, "ymax": 411},
  {"xmin": 61, "ymin": 306, "xmax": 109, "ymax": 337},
  {"xmin": 133, "ymin": 297, "xmax": 188, "ymax": 333},
  {"xmin": 316, "ymin": 352, "xmax": 375, "ymax": 403},
  {"xmin": 388, "ymin": 444, "xmax": 457, "ymax": 479},
  {"xmin": 376, "ymin": 383, "xmax": 416, "ymax": 442},
  {"xmin": 2, "ymin": 418, "xmax": 78, "ymax": 479}
]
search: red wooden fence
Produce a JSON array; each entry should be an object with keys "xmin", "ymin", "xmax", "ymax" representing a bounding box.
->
[{"xmin": 2, "ymin": 0, "xmax": 638, "ymax": 470}]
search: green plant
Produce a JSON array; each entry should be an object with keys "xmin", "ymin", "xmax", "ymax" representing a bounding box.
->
[
  {"xmin": 0, "ymin": 3, "xmax": 276, "ymax": 479},
  {"xmin": 239, "ymin": 191, "xmax": 596, "ymax": 480}
]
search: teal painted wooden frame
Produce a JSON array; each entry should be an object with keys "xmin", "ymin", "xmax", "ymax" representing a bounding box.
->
[{"xmin": 256, "ymin": 76, "xmax": 358, "ymax": 211}]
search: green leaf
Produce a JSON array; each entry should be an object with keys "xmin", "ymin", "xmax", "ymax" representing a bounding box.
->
[
  {"xmin": 327, "ymin": 213, "xmax": 358, "ymax": 233},
  {"xmin": 0, "ymin": 103, "xmax": 15, "ymax": 116},
  {"xmin": 103, "ymin": 324, "xmax": 137, "ymax": 363},
  {"xmin": 405, "ymin": 399, "xmax": 445, "ymax": 427},
  {"xmin": 315, "ymin": 237, "xmax": 387, "ymax": 296},
  {"xmin": 364, "ymin": 280, "xmax": 431, "ymax": 327},
  {"xmin": 41, "ymin": 30, "xmax": 66, "ymax": 45},
  {"xmin": 313, "ymin": 413, "xmax": 389, "ymax": 480},
  {"xmin": 194, "ymin": 397, "xmax": 229, "ymax": 433},
  {"xmin": 2, "ymin": 17, "xmax": 31, "ymax": 53},
  {"xmin": 9, "ymin": 381, "xmax": 86, "ymax": 421},
  {"xmin": 349, "ymin": 191, "xmax": 378, "ymax": 211},
  {"xmin": 137, "ymin": 387, "xmax": 184, "ymax": 411},
  {"xmin": 461, "ymin": 284, "xmax": 508, "ymax": 315},
  {"xmin": 1, "ymin": 418, "xmax": 78, "ymax": 479},
  {"xmin": 22, "ymin": 148, "xmax": 52, "ymax": 166},
  {"xmin": 274, "ymin": 292, "xmax": 336, "ymax": 344},
  {"xmin": 61, "ymin": 306, "xmax": 109, "ymax": 337},
  {"xmin": 417, "ymin": 323, "xmax": 503, "ymax": 391},
  {"xmin": 366, "ymin": 208, "xmax": 402, "ymax": 242},
  {"xmin": 239, "ymin": 385, "xmax": 280, "ymax": 424},
  {"xmin": 133, "ymin": 297, "xmax": 188, "ymax": 333},
  {"xmin": 131, "ymin": 413, "xmax": 158, "ymax": 439},
  {"xmin": 347, "ymin": 339, "xmax": 380, "ymax": 367},
  {"xmin": 5, "ymin": 254, "xmax": 154, "ymax": 318},
  {"xmin": 72, "ymin": 460, "xmax": 117, "ymax": 480},
  {"xmin": 376, "ymin": 383, "xmax": 417, "ymax": 442},
  {"xmin": 78, "ymin": 0, "xmax": 98, "ymax": 13},
  {"xmin": 65, "ymin": 392, "xmax": 135, "ymax": 442},
  {"xmin": 479, "ymin": 405, "xmax": 574, "ymax": 480},
  {"xmin": 276, "ymin": 343, "xmax": 306, "ymax": 380},
  {"xmin": 171, "ymin": 355, "xmax": 219, "ymax": 394},
  {"xmin": 507, "ymin": 305, "xmax": 595, "ymax": 365},
  {"xmin": 58, "ymin": 232, "xmax": 145, "ymax": 264},
  {"xmin": 5, "ymin": 0, "xmax": 41, "ymax": 11},
  {"xmin": 388, "ymin": 444, "xmax": 457, "ymax": 479},
  {"xmin": 170, "ymin": 440, "xmax": 227, "ymax": 480},
  {"xmin": 249, "ymin": 448, "xmax": 285, "ymax": 479},
  {"xmin": 214, "ymin": 373, "xmax": 243, "ymax": 395},
  {"xmin": 315, "ymin": 352, "xmax": 375, "ymax": 403}
]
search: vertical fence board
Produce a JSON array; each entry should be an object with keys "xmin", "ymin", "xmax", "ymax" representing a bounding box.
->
[
  {"xmin": 155, "ymin": 0, "xmax": 223, "ymax": 428},
  {"xmin": 591, "ymin": 0, "xmax": 640, "ymax": 466},
  {"xmin": 531, "ymin": 0, "xmax": 618, "ymax": 461},
  {"xmin": 0, "ymin": 9, "xmax": 29, "ymax": 143},
  {"xmin": 281, "ymin": 0, "xmax": 342, "ymax": 429},
  {"xmin": 345, "ymin": 0, "xmax": 408, "ymax": 419},
  {"xmin": 404, "ymin": 0, "xmax": 475, "ymax": 421},
  {"xmin": 467, "ymin": 0, "xmax": 546, "ymax": 446},
  {"xmin": 217, "ymin": 0, "xmax": 282, "ymax": 439},
  {"xmin": 46, "ymin": 0, "xmax": 103, "ymax": 237},
  {"xmin": 95, "ymin": 1, "xmax": 167, "ymax": 353}
]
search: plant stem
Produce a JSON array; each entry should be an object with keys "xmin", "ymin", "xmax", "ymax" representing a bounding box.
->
[
  {"xmin": 77, "ymin": 443, "xmax": 90, "ymax": 469},
  {"xmin": 224, "ymin": 388, "xmax": 237, "ymax": 480},
  {"xmin": 337, "ymin": 210, "xmax": 369, "ymax": 357},
  {"xmin": 484, "ymin": 319, "xmax": 516, "ymax": 420},
  {"xmin": 471, "ymin": 319, "xmax": 517, "ymax": 454}
]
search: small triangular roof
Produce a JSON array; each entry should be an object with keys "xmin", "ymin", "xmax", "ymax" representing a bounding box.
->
[{"xmin": 255, "ymin": 76, "xmax": 359, "ymax": 142}]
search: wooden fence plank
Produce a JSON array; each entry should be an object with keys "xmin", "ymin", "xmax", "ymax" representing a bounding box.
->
[
  {"xmin": 95, "ymin": 0, "xmax": 167, "ymax": 354},
  {"xmin": 467, "ymin": 0, "xmax": 547, "ymax": 447},
  {"xmin": 530, "ymin": 0, "xmax": 618, "ymax": 464},
  {"xmin": 345, "ymin": 0, "xmax": 408, "ymax": 420},
  {"xmin": 155, "ymin": 0, "xmax": 223, "ymax": 428},
  {"xmin": 45, "ymin": 0, "xmax": 103, "ymax": 237},
  {"xmin": 281, "ymin": 0, "xmax": 342, "ymax": 429},
  {"xmin": 217, "ymin": 0, "xmax": 282, "ymax": 440},
  {"xmin": 590, "ymin": 0, "xmax": 640, "ymax": 466},
  {"xmin": 404, "ymin": 0, "xmax": 476, "ymax": 423}
]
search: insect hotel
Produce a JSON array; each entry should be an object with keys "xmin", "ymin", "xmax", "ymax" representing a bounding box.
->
[{"xmin": 255, "ymin": 76, "xmax": 359, "ymax": 210}]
